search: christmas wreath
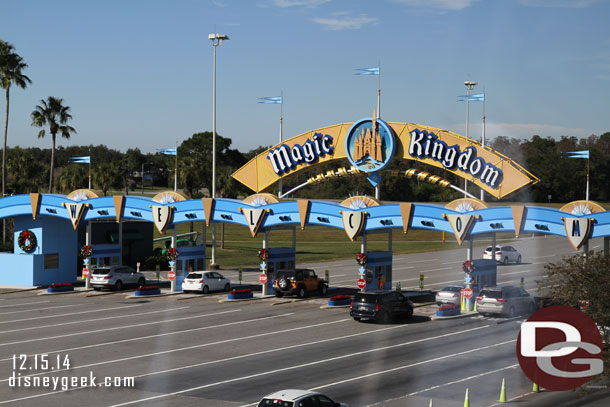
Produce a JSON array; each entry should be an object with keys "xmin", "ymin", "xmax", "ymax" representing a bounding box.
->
[
  {"xmin": 80, "ymin": 245, "xmax": 92, "ymax": 258},
  {"xmin": 18, "ymin": 230, "xmax": 37, "ymax": 252},
  {"xmin": 356, "ymin": 252, "xmax": 367, "ymax": 266},
  {"xmin": 462, "ymin": 260, "xmax": 475, "ymax": 274},
  {"xmin": 166, "ymin": 248, "xmax": 179, "ymax": 261},
  {"xmin": 258, "ymin": 248, "xmax": 269, "ymax": 262}
]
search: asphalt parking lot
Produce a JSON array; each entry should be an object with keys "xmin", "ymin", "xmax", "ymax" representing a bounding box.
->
[{"xmin": 0, "ymin": 235, "xmax": 608, "ymax": 407}]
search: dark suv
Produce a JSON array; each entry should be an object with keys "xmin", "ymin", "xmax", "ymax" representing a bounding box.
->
[
  {"xmin": 350, "ymin": 291, "xmax": 414, "ymax": 323},
  {"xmin": 274, "ymin": 269, "xmax": 328, "ymax": 298}
]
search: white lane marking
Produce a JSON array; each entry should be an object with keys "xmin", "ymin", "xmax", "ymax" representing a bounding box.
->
[
  {"xmin": 0, "ymin": 316, "xmax": 344, "ymax": 365},
  {"xmin": 393, "ymin": 266, "xmax": 415, "ymax": 270},
  {"xmin": 441, "ymin": 261, "xmax": 463, "ymax": 265},
  {"xmin": 0, "ymin": 313, "xmax": 294, "ymax": 383},
  {"xmin": 0, "ymin": 306, "xmax": 190, "ymax": 334},
  {"xmin": 532, "ymin": 254, "xmax": 557, "ymax": 259},
  {"xmin": 497, "ymin": 269, "xmax": 531, "ymax": 276},
  {"xmin": 0, "ymin": 301, "xmax": 50, "ymax": 309},
  {"xmin": 0, "ymin": 304, "xmax": 144, "ymax": 324},
  {"xmin": 420, "ymin": 267, "xmax": 451, "ymax": 273},
  {"xmin": 0, "ymin": 309, "xmax": 241, "ymax": 347},
  {"xmin": 309, "ymin": 339, "xmax": 516, "ymax": 391},
  {"xmin": 106, "ymin": 325, "xmax": 492, "ymax": 407},
  {"xmin": 0, "ymin": 303, "xmax": 83, "ymax": 316}
]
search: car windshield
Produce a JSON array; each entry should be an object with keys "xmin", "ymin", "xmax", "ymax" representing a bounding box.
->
[
  {"xmin": 186, "ymin": 273, "xmax": 202, "ymax": 279},
  {"xmin": 92, "ymin": 268, "xmax": 111, "ymax": 275},
  {"xmin": 479, "ymin": 289, "xmax": 502, "ymax": 299},
  {"xmin": 441, "ymin": 286, "xmax": 461, "ymax": 292},
  {"xmin": 258, "ymin": 399, "xmax": 293, "ymax": 407}
]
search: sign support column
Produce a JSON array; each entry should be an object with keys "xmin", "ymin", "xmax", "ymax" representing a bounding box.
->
[
  {"xmin": 85, "ymin": 221, "xmax": 92, "ymax": 289},
  {"xmin": 171, "ymin": 227, "xmax": 177, "ymax": 292},
  {"xmin": 262, "ymin": 231, "xmax": 269, "ymax": 296}
]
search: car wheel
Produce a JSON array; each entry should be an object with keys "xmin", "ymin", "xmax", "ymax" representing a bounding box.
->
[
  {"xmin": 353, "ymin": 317, "xmax": 361, "ymax": 322},
  {"xmin": 278, "ymin": 275, "xmax": 289, "ymax": 290},
  {"xmin": 93, "ymin": 287, "xmax": 101, "ymax": 291},
  {"xmin": 203, "ymin": 285, "xmax": 210, "ymax": 294},
  {"xmin": 275, "ymin": 292, "xmax": 283, "ymax": 298},
  {"xmin": 508, "ymin": 306, "xmax": 516, "ymax": 318},
  {"xmin": 517, "ymin": 255, "xmax": 522, "ymax": 264},
  {"xmin": 319, "ymin": 283, "xmax": 327, "ymax": 296},
  {"xmin": 406, "ymin": 306, "xmax": 414, "ymax": 319},
  {"xmin": 137, "ymin": 277, "xmax": 145, "ymax": 288},
  {"xmin": 224, "ymin": 283, "xmax": 230, "ymax": 292},
  {"xmin": 114, "ymin": 280, "xmax": 123, "ymax": 291},
  {"xmin": 296, "ymin": 285, "xmax": 306, "ymax": 298},
  {"xmin": 503, "ymin": 257, "xmax": 509, "ymax": 265}
]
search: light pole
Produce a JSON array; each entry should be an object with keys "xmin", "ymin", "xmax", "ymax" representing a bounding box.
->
[
  {"xmin": 209, "ymin": 32, "xmax": 228, "ymax": 268},
  {"xmin": 464, "ymin": 81, "xmax": 477, "ymax": 198}
]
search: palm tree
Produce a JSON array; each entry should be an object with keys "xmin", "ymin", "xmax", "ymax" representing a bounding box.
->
[
  {"xmin": 1, "ymin": 39, "xmax": 31, "ymax": 243},
  {"xmin": 30, "ymin": 97, "xmax": 76, "ymax": 192},
  {"xmin": 93, "ymin": 162, "xmax": 120, "ymax": 196},
  {"xmin": 57, "ymin": 165, "xmax": 87, "ymax": 193}
]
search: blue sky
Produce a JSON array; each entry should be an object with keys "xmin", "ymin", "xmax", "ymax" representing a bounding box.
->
[{"xmin": 1, "ymin": 0, "xmax": 609, "ymax": 154}]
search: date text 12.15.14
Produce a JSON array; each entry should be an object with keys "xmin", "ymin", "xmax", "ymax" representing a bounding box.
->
[{"xmin": 13, "ymin": 354, "xmax": 70, "ymax": 371}]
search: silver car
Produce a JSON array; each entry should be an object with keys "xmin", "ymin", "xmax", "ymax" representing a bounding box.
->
[
  {"xmin": 258, "ymin": 389, "xmax": 349, "ymax": 407},
  {"xmin": 483, "ymin": 245, "xmax": 522, "ymax": 265},
  {"xmin": 90, "ymin": 265, "xmax": 146, "ymax": 291},
  {"xmin": 435, "ymin": 285, "xmax": 462, "ymax": 306},
  {"xmin": 476, "ymin": 286, "xmax": 536, "ymax": 317}
]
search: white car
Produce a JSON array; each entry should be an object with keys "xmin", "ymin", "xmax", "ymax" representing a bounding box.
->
[
  {"xmin": 181, "ymin": 271, "xmax": 231, "ymax": 294},
  {"xmin": 90, "ymin": 265, "xmax": 145, "ymax": 291},
  {"xmin": 258, "ymin": 389, "xmax": 349, "ymax": 407},
  {"xmin": 483, "ymin": 245, "xmax": 522, "ymax": 265}
]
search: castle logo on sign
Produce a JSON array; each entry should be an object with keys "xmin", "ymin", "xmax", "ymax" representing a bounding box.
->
[{"xmin": 345, "ymin": 114, "xmax": 396, "ymax": 173}]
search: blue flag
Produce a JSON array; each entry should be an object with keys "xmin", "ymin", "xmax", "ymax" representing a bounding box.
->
[
  {"xmin": 157, "ymin": 148, "xmax": 177, "ymax": 156},
  {"xmin": 457, "ymin": 93, "xmax": 485, "ymax": 102},
  {"xmin": 355, "ymin": 67, "xmax": 379, "ymax": 75},
  {"xmin": 70, "ymin": 156, "xmax": 90, "ymax": 164},
  {"xmin": 258, "ymin": 96, "xmax": 282, "ymax": 104},
  {"xmin": 564, "ymin": 150, "xmax": 589, "ymax": 159}
]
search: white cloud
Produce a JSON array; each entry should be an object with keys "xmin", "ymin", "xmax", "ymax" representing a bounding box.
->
[
  {"xmin": 393, "ymin": 0, "xmax": 479, "ymax": 11},
  {"xmin": 312, "ymin": 15, "xmax": 378, "ymax": 30},
  {"xmin": 517, "ymin": 0, "xmax": 599, "ymax": 7},
  {"xmin": 211, "ymin": 0, "xmax": 227, "ymax": 7},
  {"xmin": 271, "ymin": 0, "xmax": 332, "ymax": 7}
]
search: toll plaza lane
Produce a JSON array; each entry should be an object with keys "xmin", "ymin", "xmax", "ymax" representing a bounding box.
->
[{"xmin": 0, "ymin": 235, "xmax": 608, "ymax": 406}]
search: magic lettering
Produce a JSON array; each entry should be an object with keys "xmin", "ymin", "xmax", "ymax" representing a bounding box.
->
[{"xmin": 267, "ymin": 133, "xmax": 334, "ymax": 174}]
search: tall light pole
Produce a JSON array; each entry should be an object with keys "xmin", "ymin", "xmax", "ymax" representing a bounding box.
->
[
  {"xmin": 209, "ymin": 32, "xmax": 228, "ymax": 268},
  {"xmin": 464, "ymin": 80, "xmax": 477, "ymax": 198}
]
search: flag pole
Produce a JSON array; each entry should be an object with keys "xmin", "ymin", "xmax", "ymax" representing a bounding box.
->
[
  {"xmin": 586, "ymin": 155, "xmax": 590, "ymax": 201},
  {"xmin": 88, "ymin": 148, "xmax": 92, "ymax": 190},
  {"xmin": 174, "ymin": 141, "xmax": 178, "ymax": 192},
  {"xmin": 377, "ymin": 61, "xmax": 381, "ymax": 119},
  {"xmin": 279, "ymin": 91, "xmax": 283, "ymax": 197},
  {"xmin": 480, "ymin": 88, "xmax": 486, "ymax": 201}
]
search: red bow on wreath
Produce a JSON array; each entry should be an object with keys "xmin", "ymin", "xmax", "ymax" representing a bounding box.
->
[
  {"xmin": 258, "ymin": 249, "xmax": 269, "ymax": 261},
  {"xmin": 356, "ymin": 252, "xmax": 367, "ymax": 266}
]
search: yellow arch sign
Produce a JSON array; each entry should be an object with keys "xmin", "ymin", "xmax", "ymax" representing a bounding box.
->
[{"xmin": 232, "ymin": 121, "xmax": 538, "ymax": 199}]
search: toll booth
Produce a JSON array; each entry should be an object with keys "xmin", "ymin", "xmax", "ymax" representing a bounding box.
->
[
  {"xmin": 363, "ymin": 251, "xmax": 393, "ymax": 292},
  {"xmin": 265, "ymin": 247, "xmax": 296, "ymax": 294},
  {"xmin": 174, "ymin": 245, "xmax": 206, "ymax": 291},
  {"xmin": 0, "ymin": 215, "xmax": 77, "ymax": 286},
  {"xmin": 469, "ymin": 259, "xmax": 497, "ymax": 295},
  {"xmin": 90, "ymin": 244, "xmax": 120, "ymax": 267}
]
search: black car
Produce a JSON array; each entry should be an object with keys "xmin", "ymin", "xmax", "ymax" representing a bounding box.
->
[{"xmin": 350, "ymin": 291, "xmax": 414, "ymax": 323}]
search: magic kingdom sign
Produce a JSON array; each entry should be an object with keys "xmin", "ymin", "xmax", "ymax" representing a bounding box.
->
[{"xmin": 232, "ymin": 117, "xmax": 538, "ymax": 199}]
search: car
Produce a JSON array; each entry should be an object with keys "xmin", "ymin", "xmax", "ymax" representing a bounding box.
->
[
  {"xmin": 435, "ymin": 285, "xmax": 463, "ymax": 306},
  {"xmin": 483, "ymin": 245, "xmax": 522, "ymax": 265},
  {"xmin": 476, "ymin": 286, "xmax": 536, "ymax": 317},
  {"xmin": 181, "ymin": 271, "xmax": 231, "ymax": 294},
  {"xmin": 274, "ymin": 269, "xmax": 328, "ymax": 298},
  {"xmin": 350, "ymin": 291, "xmax": 414, "ymax": 323},
  {"xmin": 90, "ymin": 265, "xmax": 145, "ymax": 291},
  {"xmin": 258, "ymin": 389, "xmax": 349, "ymax": 407}
]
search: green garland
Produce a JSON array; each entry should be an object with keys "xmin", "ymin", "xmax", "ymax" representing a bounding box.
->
[{"xmin": 18, "ymin": 230, "xmax": 37, "ymax": 252}]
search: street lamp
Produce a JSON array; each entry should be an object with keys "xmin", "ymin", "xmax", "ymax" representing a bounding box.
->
[
  {"xmin": 464, "ymin": 80, "xmax": 477, "ymax": 198},
  {"xmin": 209, "ymin": 32, "xmax": 229, "ymax": 268}
]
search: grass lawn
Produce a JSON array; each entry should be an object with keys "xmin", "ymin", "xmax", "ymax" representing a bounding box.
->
[{"xmin": 155, "ymin": 222, "xmax": 512, "ymax": 269}]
